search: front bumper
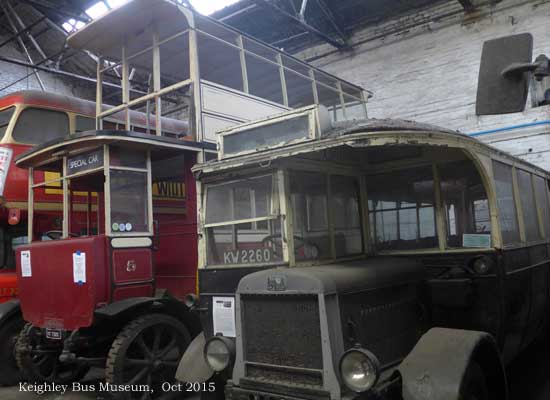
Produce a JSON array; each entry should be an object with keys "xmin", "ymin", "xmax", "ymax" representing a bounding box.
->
[
  {"xmin": 225, "ymin": 373, "xmax": 403, "ymax": 400},
  {"xmin": 225, "ymin": 382, "xmax": 329, "ymax": 400}
]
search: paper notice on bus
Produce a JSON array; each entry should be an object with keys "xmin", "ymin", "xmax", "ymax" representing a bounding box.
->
[
  {"xmin": 462, "ymin": 234, "xmax": 491, "ymax": 248},
  {"xmin": 212, "ymin": 297, "xmax": 236, "ymax": 337},
  {"xmin": 20, "ymin": 250, "xmax": 31, "ymax": 277},
  {"xmin": 73, "ymin": 252, "xmax": 86, "ymax": 284}
]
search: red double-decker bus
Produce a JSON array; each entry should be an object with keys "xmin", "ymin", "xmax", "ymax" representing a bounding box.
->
[{"xmin": 0, "ymin": 89, "xmax": 199, "ymax": 385}]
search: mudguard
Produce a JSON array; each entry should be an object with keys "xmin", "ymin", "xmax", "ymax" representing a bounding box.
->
[
  {"xmin": 176, "ymin": 332, "xmax": 214, "ymax": 383},
  {"xmin": 399, "ymin": 327, "xmax": 507, "ymax": 400},
  {"xmin": 0, "ymin": 299, "xmax": 20, "ymax": 324},
  {"xmin": 94, "ymin": 295, "xmax": 202, "ymax": 339},
  {"xmin": 94, "ymin": 297, "xmax": 158, "ymax": 318}
]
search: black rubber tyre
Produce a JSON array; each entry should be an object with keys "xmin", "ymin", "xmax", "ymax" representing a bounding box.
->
[
  {"xmin": 106, "ymin": 314, "xmax": 191, "ymax": 400},
  {"xmin": 0, "ymin": 314, "xmax": 24, "ymax": 386},
  {"xmin": 15, "ymin": 323, "xmax": 89, "ymax": 384},
  {"xmin": 459, "ymin": 362, "xmax": 490, "ymax": 400}
]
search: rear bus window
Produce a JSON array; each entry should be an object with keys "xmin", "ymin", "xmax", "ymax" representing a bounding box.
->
[
  {"xmin": 13, "ymin": 108, "xmax": 69, "ymax": 144},
  {"xmin": 367, "ymin": 166, "xmax": 437, "ymax": 251}
]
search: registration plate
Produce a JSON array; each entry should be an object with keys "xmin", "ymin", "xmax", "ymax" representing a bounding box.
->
[
  {"xmin": 223, "ymin": 248, "xmax": 273, "ymax": 264},
  {"xmin": 45, "ymin": 328, "xmax": 63, "ymax": 340}
]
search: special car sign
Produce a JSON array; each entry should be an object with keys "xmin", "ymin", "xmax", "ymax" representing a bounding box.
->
[{"xmin": 66, "ymin": 149, "xmax": 104, "ymax": 175}]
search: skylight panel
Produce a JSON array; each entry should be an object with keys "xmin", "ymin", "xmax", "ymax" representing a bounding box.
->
[
  {"xmin": 107, "ymin": 0, "xmax": 129, "ymax": 9},
  {"xmin": 189, "ymin": 0, "xmax": 242, "ymax": 15},
  {"xmin": 85, "ymin": 2, "xmax": 109, "ymax": 19}
]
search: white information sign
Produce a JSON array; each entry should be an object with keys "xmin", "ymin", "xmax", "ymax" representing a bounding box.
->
[
  {"xmin": 212, "ymin": 297, "xmax": 236, "ymax": 337},
  {"xmin": 73, "ymin": 252, "xmax": 86, "ymax": 284},
  {"xmin": 20, "ymin": 250, "xmax": 31, "ymax": 277}
]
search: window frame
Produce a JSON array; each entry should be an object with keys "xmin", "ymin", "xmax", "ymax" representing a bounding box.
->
[
  {"xmin": 288, "ymin": 168, "xmax": 365, "ymax": 265},
  {"xmin": 203, "ymin": 172, "xmax": 284, "ymax": 268},
  {"xmin": 106, "ymin": 145, "xmax": 152, "ymax": 237}
]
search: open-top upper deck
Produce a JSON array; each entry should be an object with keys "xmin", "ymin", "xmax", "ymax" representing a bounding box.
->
[{"xmin": 66, "ymin": 0, "xmax": 369, "ymax": 144}]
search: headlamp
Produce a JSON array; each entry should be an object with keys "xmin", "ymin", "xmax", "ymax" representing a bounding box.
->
[
  {"xmin": 339, "ymin": 348, "xmax": 380, "ymax": 393},
  {"xmin": 204, "ymin": 336, "xmax": 235, "ymax": 372}
]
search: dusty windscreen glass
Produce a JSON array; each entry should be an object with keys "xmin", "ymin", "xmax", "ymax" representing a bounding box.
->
[
  {"xmin": 110, "ymin": 170, "xmax": 148, "ymax": 233},
  {"xmin": 331, "ymin": 175, "xmax": 363, "ymax": 257},
  {"xmin": 223, "ymin": 116, "xmax": 309, "ymax": 156},
  {"xmin": 205, "ymin": 175, "xmax": 282, "ymax": 266},
  {"xmin": 290, "ymin": 171, "xmax": 330, "ymax": 260}
]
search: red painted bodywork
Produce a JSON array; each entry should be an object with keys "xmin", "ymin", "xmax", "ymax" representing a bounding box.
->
[
  {"xmin": 112, "ymin": 249, "xmax": 153, "ymax": 284},
  {"xmin": 0, "ymin": 270, "xmax": 17, "ymax": 304},
  {"xmin": 153, "ymin": 155, "xmax": 198, "ymax": 298},
  {"xmin": 2, "ymin": 91, "xmax": 200, "ymax": 332},
  {"xmin": 16, "ymin": 236, "xmax": 109, "ymax": 330}
]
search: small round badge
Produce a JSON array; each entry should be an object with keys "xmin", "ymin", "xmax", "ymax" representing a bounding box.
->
[
  {"xmin": 112, "ymin": 223, "xmax": 119, "ymax": 231},
  {"xmin": 125, "ymin": 223, "xmax": 132, "ymax": 232},
  {"xmin": 119, "ymin": 223, "xmax": 126, "ymax": 232}
]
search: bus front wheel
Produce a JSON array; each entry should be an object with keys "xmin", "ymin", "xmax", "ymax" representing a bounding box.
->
[
  {"xmin": 459, "ymin": 362, "xmax": 490, "ymax": 400},
  {"xmin": 0, "ymin": 314, "xmax": 24, "ymax": 386}
]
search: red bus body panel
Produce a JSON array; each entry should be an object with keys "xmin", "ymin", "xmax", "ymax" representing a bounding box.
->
[
  {"xmin": 16, "ymin": 236, "xmax": 109, "ymax": 331},
  {"xmin": 0, "ymin": 270, "xmax": 17, "ymax": 304},
  {"xmin": 2, "ymin": 91, "xmax": 200, "ymax": 331}
]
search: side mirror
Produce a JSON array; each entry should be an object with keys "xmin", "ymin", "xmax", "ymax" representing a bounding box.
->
[{"xmin": 476, "ymin": 33, "xmax": 533, "ymax": 115}]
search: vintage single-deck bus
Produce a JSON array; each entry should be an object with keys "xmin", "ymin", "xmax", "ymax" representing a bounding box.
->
[{"xmin": 184, "ymin": 103, "xmax": 550, "ymax": 399}]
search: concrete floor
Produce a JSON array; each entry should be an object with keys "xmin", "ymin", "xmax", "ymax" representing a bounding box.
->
[{"xmin": 1, "ymin": 338, "xmax": 549, "ymax": 400}]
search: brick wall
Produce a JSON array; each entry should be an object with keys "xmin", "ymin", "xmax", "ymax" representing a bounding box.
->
[
  {"xmin": 0, "ymin": 37, "xmax": 94, "ymax": 99},
  {"xmin": 296, "ymin": 0, "xmax": 550, "ymax": 168}
]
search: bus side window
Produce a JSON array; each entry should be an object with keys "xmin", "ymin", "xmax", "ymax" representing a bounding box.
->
[
  {"xmin": 0, "ymin": 107, "xmax": 15, "ymax": 137},
  {"xmin": 533, "ymin": 175, "xmax": 550, "ymax": 238},
  {"xmin": 13, "ymin": 108, "xmax": 69, "ymax": 144},
  {"xmin": 492, "ymin": 161, "xmax": 520, "ymax": 245},
  {"xmin": 438, "ymin": 160, "xmax": 491, "ymax": 247},
  {"xmin": 75, "ymin": 115, "xmax": 96, "ymax": 133},
  {"xmin": 516, "ymin": 169, "xmax": 541, "ymax": 242}
]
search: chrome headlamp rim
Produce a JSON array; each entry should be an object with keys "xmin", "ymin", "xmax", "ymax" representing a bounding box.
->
[
  {"xmin": 339, "ymin": 347, "xmax": 381, "ymax": 393},
  {"xmin": 204, "ymin": 336, "xmax": 235, "ymax": 372}
]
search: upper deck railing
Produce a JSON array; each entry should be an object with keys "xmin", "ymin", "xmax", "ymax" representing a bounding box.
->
[{"xmin": 67, "ymin": 0, "xmax": 369, "ymax": 145}]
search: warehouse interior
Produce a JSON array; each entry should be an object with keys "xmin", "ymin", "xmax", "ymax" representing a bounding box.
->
[{"xmin": 0, "ymin": 0, "xmax": 549, "ymax": 399}]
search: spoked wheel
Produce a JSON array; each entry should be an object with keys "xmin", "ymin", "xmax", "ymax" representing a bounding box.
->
[
  {"xmin": 459, "ymin": 362, "xmax": 490, "ymax": 400},
  {"xmin": 106, "ymin": 314, "xmax": 191, "ymax": 400},
  {"xmin": 15, "ymin": 324, "xmax": 89, "ymax": 384},
  {"xmin": 0, "ymin": 315, "xmax": 24, "ymax": 386}
]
